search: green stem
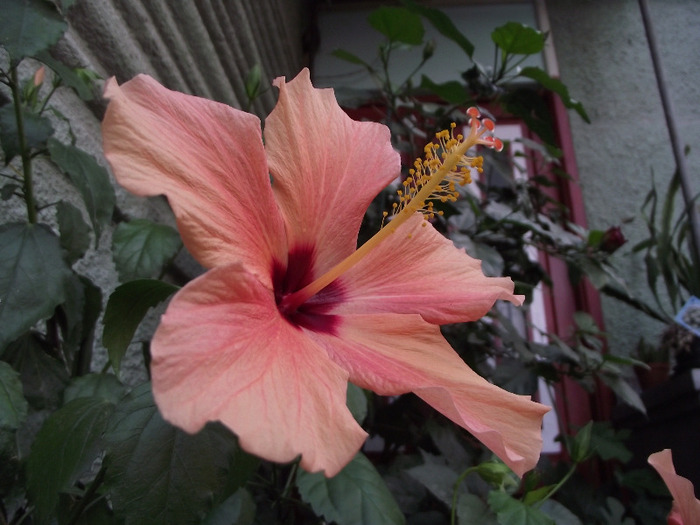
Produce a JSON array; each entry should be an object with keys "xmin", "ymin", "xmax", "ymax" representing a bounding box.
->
[
  {"xmin": 533, "ymin": 462, "xmax": 577, "ymax": 508},
  {"xmin": 10, "ymin": 67, "xmax": 37, "ymax": 224},
  {"xmin": 65, "ymin": 466, "xmax": 107, "ymax": 525},
  {"xmin": 38, "ymin": 83, "xmax": 59, "ymax": 115},
  {"xmin": 450, "ymin": 466, "xmax": 477, "ymax": 525},
  {"xmin": 281, "ymin": 460, "xmax": 300, "ymax": 501}
]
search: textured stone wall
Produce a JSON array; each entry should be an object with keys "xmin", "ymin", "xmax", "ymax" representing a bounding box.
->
[
  {"xmin": 2, "ymin": 0, "xmax": 306, "ymax": 380},
  {"xmin": 546, "ymin": 0, "xmax": 700, "ymax": 355}
]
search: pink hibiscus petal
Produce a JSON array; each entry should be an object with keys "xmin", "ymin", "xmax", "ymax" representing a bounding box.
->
[
  {"xmin": 102, "ymin": 75, "xmax": 286, "ymax": 282},
  {"xmin": 265, "ymin": 69, "xmax": 400, "ymax": 275},
  {"xmin": 308, "ymin": 313, "xmax": 549, "ymax": 477},
  {"xmin": 332, "ymin": 213, "xmax": 522, "ymax": 324},
  {"xmin": 151, "ymin": 264, "xmax": 367, "ymax": 476},
  {"xmin": 649, "ymin": 449, "xmax": 700, "ymax": 524}
]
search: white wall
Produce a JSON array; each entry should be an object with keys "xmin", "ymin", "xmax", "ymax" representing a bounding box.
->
[{"xmin": 547, "ymin": 0, "xmax": 700, "ymax": 355}]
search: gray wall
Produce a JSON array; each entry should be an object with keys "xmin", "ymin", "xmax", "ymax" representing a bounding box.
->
[{"xmin": 546, "ymin": 0, "xmax": 700, "ymax": 355}]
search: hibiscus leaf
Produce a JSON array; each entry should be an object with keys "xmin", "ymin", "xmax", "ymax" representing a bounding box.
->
[
  {"xmin": 368, "ymin": 6, "xmax": 424, "ymax": 46},
  {"xmin": 102, "ymin": 279, "xmax": 178, "ymax": 374},
  {"xmin": 297, "ymin": 452, "xmax": 405, "ymax": 525},
  {"xmin": 102, "ymin": 279, "xmax": 178, "ymax": 375},
  {"xmin": 0, "ymin": 223, "xmax": 71, "ymax": 352},
  {"xmin": 103, "ymin": 383, "xmax": 238, "ymax": 525},
  {"xmin": 56, "ymin": 201, "xmax": 91, "ymax": 264},
  {"xmin": 420, "ymin": 76, "xmax": 470, "ymax": 105},
  {"xmin": 0, "ymin": 360, "xmax": 28, "ymax": 430},
  {"xmin": 519, "ymin": 67, "xmax": 590, "ymax": 123},
  {"xmin": 34, "ymin": 50, "xmax": 99, "ymax": 101},
  {"xmin": 401, "ymin": 0, "xmax": 474, "ymax": 57},
  {"xmin": 0, "ymin": 104, "xmax": 54, "ymax": 164},
  {"xmin": 457, "ymin": 493, "xmax": 498, "ymax": 525},
  {"xmin": 58, "ymin": 274, "xmax": 102, "ymax": 373},
  {"xmin": 111, "ymin": 219, "xmax": 182, "ymax": 281},
  {"xmin": 48, "ymin": 138, "xmax": 115, "ymax": 243},
  {"xmin": 0, "ymin": 0, "xmax": 67, "ymax": 62},
  {"xmin": 538, "ymin": 500, "xmax": 583, "ymax": 525},
  {"xmin": 202, "ymin": 488, "xmax": 256, "ymax": 525},
  {"xmin": 487, "ymin": 491, "xmax": 554, "ymax": 525},
  {"xmin": 491, "ymin": 22, "xmax": 545, "ymax": 55},
  {"xmin": 406, "ymin": 458, "xmax": 459, "ymax": 507},
  {"xmin": 346, "ymin": 382, "xmax": 368, "ymax": 424},
  {"xmin": 63, "ymin": 373, "xmax": 127, "ymax": 405},
  {"xmin": 2, "ymin": 332, "xmax": 69, "ymax": 409},
  {"xmin": 26, "ymin": 396, "xmax": 115, "ymax": 522},
  {"xmin": 331, "ymin": 48, "xmax": 372, "ymax": 68}
]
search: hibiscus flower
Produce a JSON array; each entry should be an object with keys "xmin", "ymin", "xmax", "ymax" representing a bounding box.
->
[
  {"xmin": 102, "ymin": 68, "xmax": 549, "ymax": 477},
  {"xmin": 649, "ymin": 449, "xmax": 700, "ymax": 525}
]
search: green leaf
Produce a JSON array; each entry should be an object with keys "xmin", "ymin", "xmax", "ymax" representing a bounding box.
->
[
  {"xmin": 202, "ymin": 488, "xmax": 256, "ymax": 525},
  {"xmin": 0, "ymin": 360, "xmax": 28, "ymax": 429},
  {"xmin": 55, "ymin": 0, "xmax": 78, "ymax": 10},
  {"xmin": 368, "ymin": 6, "xmax": 424, "ymax": 45},
  {"xmin": 452, "ymin": 234, "xmax": 504, "ymax": 277},
  {"xmin": 56, "ymin": 495, "xmax": 117, "ymax": 525},
  {"xmin": 58, "ymin": 275, "xmax": 102, "ymax": 374},
  {"xmin": 491, "ymin": 358, "xmax": 539, "ymax": 396},
  {"xmin": 332, "ymin": 48, "xmax": 372, "ymax": 68},
  {"xmin": 0, "ymin": 104, "xmax": 54, "ymax": 164},
  {"xmin": 2, "ymin": 332, "xmax": 69, "ymax": 409},
  {"xmin": 56, "ymin": 201, "xmax": 91, "ymax": 264},
  {"xmin": 35, "ymin": 50, "xmax": 98, "ymax": 101},
  {"xmin": 476, "ymin": 460, "xmax": 518, "ymax": 488},
  {"xmin": 426, "ymin": 423, "xmax": 472, "ymax": 471},
  {"xmin": 491, "ymin": 22, "xmax": 545, "ymax": 55},
  {"xmin": 0, "ymin": 0, "xmax": 67, "ymax": 61},
  {"xmin": 244, "ymin": 64, "xmax": 262, "ymax": 101},
  {"xmin": 297, "ymin": 452, "xmax": 405, "ymax": 525},
  {"xmin": 27, "ymin": 396, "xmax": 115, "ymax": 522},
  {"xmin": 401, "ymin": 0, "xmax": 474, "ymax": 57},
  {"xmin": 487, "ymin": 491, "xmax": 554, "ymax": 525},
  {"xmin": 48, "ymin": 138, "xmax": 115, "ymax": 242},
  {"xmin": 63, "ymin": 373, "xmax": 127, "ymax": 405},
  {"xmin": 600, "ymin": 497, "xmax": 635, "ymax": 525},
  {"xmin": 346, "ymin": 382, "xmax": 368, "ymax": 424},
  {"xmin": 599, "ymin": 372, "xmax": 646, "ymax": 416},
  {"xmin": 538, "ymin": 500, "xmax": 582, "ymax": 525},
  {"xmin": 406, "ymin": 458, "xmax": 458, "ymax": 507},
  {"xmin": 519, "ymin": 67, "xmax": 590, "ymax": 123},
  {"xmin": 587, "ymin": 421, "xmax": 633, "ymax": 463},
  {"xmin": 1, "ymin": 183, "xmax": 21, "ymax": 200},
  {"xmin": 569, "ymin": 421, "xmax": 593, "ymax": 463},
  {"xmin": 457, "ymin": 493, "xmax": 498, "ymax": 525},
  {"xmin": 103, "ymin": 383, "xmax": 238, "ymax": 525},
  {"xmin": 102, "ymin": 279, "xmax": 178, "ymax": 375},
  {"xmin": 112, "ymin": 219, "xmax": 182, "ymax": 281},
  {"xmin": 500, "ymin": 88, "xmax": 555, "ymax": 145},
  {"xmin": 0, "ymin": 223, "xmax": 71, "ymax": 351},
  {"xmin": 420, "ymin": 76, "xmax": 470, "ymax": 105},
  {"xmin": 522, "ymin": 485, "xmax": 555, "ymax": 506}
]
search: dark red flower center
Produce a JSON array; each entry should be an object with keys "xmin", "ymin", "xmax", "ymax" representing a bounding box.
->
[{"xmin": 273, "ymin": 246, "xmax": 343, "ymax": 334}]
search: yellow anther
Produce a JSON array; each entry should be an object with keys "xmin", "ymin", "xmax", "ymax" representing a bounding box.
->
[{"xmin": 378, "ymin": 106, "xmax": 502, "ymax": 235}]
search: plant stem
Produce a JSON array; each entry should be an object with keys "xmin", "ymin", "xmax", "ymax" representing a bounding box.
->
[
  {"xmin": 10, "ymin": 67, "xmax": 37, "ymax": 224},
  {"xmin": 533, "ymin": 462, "xmax": 577, "ymax": 508},
  {"xmin": 65, "ymin": 466, "xmax": 107, "ymax": 525},
  {"xmin": 281, "ymin": 460, "xmax": 300, "ymax": 501},
  {"xmin": 450, "ymin": 466, "xmax": 477, "ymax": 525}
]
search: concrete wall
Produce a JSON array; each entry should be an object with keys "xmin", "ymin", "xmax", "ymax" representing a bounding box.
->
[
  {"xmin": 546, "ymin": 0, "xmax": 700, "ymax": 355},
  {"xmin": 1, "ymin": 0, "xmax": 306, "ymax": 381}
]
